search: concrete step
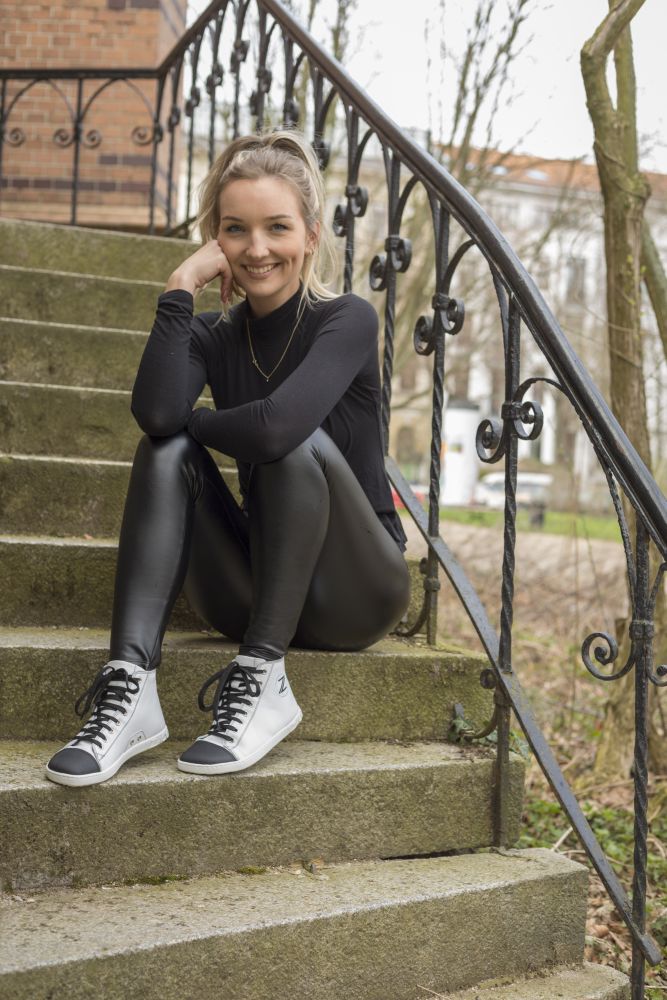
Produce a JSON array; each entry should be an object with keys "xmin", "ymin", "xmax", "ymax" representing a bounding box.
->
[
  {"xmin": 0, "ymin": 535, "xmax": 202, "ymax": 629},
  {"xmin": 0, "ymin": 381, "xmax": 213, "ymax": 461},
  {"xmin": 0, "ymin": 218, "xmax": 198, "ymax": 283},
  {"xmin": 0, "ymin": 850, "xmax": 588, "ymax": 1000},
  {"xmin": 0, "ymin": 453, "xmax": 239, "ymax": 537},
  {"xmin": 0, "ymin": 264, "xmax": 220, "ymax": 330},
  {"xmin": 0, "ymin": 317, "xmax": 147, "ymax": 390},
  {"xmin": 1, "ymin": 379, "xmax": 142, "ymax": 461},
  {"xmin": 0, "ymin": 532, "xmax": 421, "ymax": 634},
  {"xmin": 0, "ymin": 628, "xmax": 493, "ymax": 742},
  {"xmin": 435, "ymin": 963, "xmax": 629, "ymax": 1000},
  {"xmin": 0, "ymin": 738, "xmax": 524, "ymax": 891}
]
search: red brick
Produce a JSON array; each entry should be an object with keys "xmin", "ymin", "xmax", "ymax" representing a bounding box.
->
[{"xmin": 6, "ymin": 0, "xmax": 186, "ymax": 228}]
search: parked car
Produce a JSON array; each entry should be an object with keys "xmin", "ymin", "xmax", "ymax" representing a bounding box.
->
[{"xmin": 474, "ymin": 472, "xmax": 552, "ymax": 510}]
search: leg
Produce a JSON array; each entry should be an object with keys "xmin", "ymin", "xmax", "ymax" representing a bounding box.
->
[
  {"xmin": 110, "ymin": 431, "xmax": 252, "ymax": 669},
  {"xmin": 242, "ymin": 426, "xmax": 411, "ymax": 655},
  {"xmin": 47, "ymin": 430, "xmax": 252, "ymax": 786},
  {"xmin": 177, "ymin": 427, "xmax": 411, "ymax": 776}
]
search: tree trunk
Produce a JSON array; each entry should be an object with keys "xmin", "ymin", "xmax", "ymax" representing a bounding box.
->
[{"xmin": 581, "ymin": 0, "xmax": 666, "ymax": 780}]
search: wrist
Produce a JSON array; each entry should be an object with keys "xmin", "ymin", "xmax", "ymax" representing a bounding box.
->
[{"xmin": 165, "ymin": 269, "xmax": 198, "ymax": 295}]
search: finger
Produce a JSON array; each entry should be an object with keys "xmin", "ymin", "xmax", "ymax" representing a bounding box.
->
[{"xmin": 221, "ymin": 263, "xmax": 233, "ymax": 302}]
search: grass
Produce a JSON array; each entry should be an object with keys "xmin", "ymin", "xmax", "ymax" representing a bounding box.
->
[{"xmin": 436, "ymin": 505, "xmax": 622, "ymax": 542}]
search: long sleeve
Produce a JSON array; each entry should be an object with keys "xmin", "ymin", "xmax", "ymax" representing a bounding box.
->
[
  {"xmin": 131, "ymin": 290, "xmax": 208, "ymax": 437},
  {"xmin": 186, "ymin": 297, "xmax": 377, "ymax": 464}
]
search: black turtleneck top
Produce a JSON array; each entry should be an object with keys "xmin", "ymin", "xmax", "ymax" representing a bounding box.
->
[{"xmin": 131, "ymin": 286, "xmax": 408, "ymax": 552}]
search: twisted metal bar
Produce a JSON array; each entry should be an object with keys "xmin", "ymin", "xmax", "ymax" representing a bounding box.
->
[
  {"xmin": 3, "ymin": 1, "xmax": 666, "ymax": 987},
  {"xmin": 630, "ymin": 521, "xmax": 651, "ymax": 999}
]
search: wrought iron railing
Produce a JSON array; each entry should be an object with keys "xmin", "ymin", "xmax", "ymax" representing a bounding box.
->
[{"xmin": 2, "ymin": 1, "xmax": 666, "ymax": 995}]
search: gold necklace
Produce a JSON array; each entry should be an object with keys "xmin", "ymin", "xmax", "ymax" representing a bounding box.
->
[{"xmin": 245, "ymin": 314, "xmax": 300, "ymax": 382}]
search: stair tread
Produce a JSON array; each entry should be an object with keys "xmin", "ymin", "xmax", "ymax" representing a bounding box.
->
[
  {"xmin": 436, "ymin": 961, "xmax": 629, "ymax": 1000},
  {"xmin": 0, "ymin": 218, "xmax": 198, "ymax": 284},
  {"xmin": 0, "ymin": 533, "xmax": 119, "ymax": 547},
  {"xmin": 0, "ymin": 377, "xmax": 130, "ymax": 396},
  {"xmin": 0, "ymin": 379, "xmax": 212, "ymax": 402},
  {"xmin": 0, "ymin": 849, "xmax": 582, "ymax": 974},
  {"xmin": 0, "ymin": 262, "xmax": 165, "ymax": 288},
  {"xmin": 0, "ymin": 451, "xmax": 237, "ymax": 473},
  {"xmin": 0, "ymin": 738, "xmax": 497, "ymax": 792},
  {"xmin": 0, "ymin": 315, "xmax": 146, "ymax": 336},
  {"xmin": 0, "ymin": 625, "xmax": 447, "ymax": 658},
  {"xmin": 0, "ymin": 451, "xmax": 133, "ymax": 467}
]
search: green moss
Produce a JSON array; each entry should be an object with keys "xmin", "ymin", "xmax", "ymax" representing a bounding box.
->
[{"xmin": 123, "ymin": 874, "xmax": 188, "ymax": 886}]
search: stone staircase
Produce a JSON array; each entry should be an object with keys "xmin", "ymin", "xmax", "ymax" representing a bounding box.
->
[{"xmin": 0, "ymin": 218, "xmax": 629, "ymax": 999}]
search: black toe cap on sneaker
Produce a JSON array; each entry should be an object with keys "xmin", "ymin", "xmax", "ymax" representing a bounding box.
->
[
  {"xmin": 47, "ymin": 747, "xmax": 100, "ymax": 775},
  {"xmin": 179, "ymin": 740, "xmax": 237, "ymax": 765}
]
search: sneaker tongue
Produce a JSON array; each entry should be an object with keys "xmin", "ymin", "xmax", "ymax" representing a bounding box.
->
[{"xmin": 210, "ymin": 661, "xmax": 264, "ymax": 734}]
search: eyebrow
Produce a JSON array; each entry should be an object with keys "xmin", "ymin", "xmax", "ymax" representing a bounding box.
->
[{"xmin": 220, "ymin": 214, "xmax": 294, "ymax": 221}]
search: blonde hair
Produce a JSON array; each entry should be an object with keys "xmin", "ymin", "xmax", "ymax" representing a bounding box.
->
[{"xmin": 197, "ymin": 130, "xmax": 339, "ymax": 319}]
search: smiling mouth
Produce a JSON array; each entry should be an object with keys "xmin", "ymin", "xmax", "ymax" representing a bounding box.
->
[{"xmin": 244, "ymin": 263, "xmax": 280, "ymax": 275}]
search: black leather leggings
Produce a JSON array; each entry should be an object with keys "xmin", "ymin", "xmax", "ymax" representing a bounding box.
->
[{"xmin": 109, "ymin": 428, "xmax": 411, "ymax": 669}]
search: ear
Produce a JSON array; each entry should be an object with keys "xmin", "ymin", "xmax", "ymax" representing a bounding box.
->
[{"xmin": 306, "ymin": 221, "xmax": 320, "ymax": 255}]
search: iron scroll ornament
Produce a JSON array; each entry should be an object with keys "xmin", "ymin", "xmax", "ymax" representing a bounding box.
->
[
  {"xmin": 413, "ymin": 293, "xmax": 465, "ymax": 356},
  {"xmin": 369, "ymin": 235, "xmax": 412, "ymax": 292},
  {"xmin": 475, "ymin": 376, "xmax": 551, "ymax": 465},
  {"xmin": 332, "ymin": 183, "xmax": 369, "ymax": 237},
  {"xmin": 581, "ymin": 562, "xmax": 667, "ymax": 686}
]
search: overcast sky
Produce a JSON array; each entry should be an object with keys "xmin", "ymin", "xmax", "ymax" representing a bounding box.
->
[{"xmin": 332, "ymin": 0, "xmax": 667, "ymax": 173}]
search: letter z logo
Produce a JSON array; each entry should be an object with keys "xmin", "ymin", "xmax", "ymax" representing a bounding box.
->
[{"xmin": 276, "ymin": 674, "xmax": 288, "ymax": 696}]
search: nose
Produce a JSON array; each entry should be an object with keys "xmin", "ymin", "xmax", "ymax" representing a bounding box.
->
[{"xmin": 246, "ymin": 230, "xmax": 270, "ymax": 260}]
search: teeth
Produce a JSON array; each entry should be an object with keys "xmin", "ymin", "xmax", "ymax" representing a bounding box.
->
[{"xmin": 246, "ymin": 264, "xmax": 278, "ymax": 274}]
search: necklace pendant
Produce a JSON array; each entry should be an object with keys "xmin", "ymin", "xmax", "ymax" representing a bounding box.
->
[{"xmin": 246, "ymin": 315, "xmax": 298, "ymax": 386}]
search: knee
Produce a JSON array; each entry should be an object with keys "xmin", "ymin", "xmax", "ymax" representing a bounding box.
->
[
  {"xmin": 134, "ymin": 429, "xmax": 203, "ymax": 467},
  {"xmin": 132, "ymin": 431, "xmax": 212, "ymax": 494},
  {"xmin": 249, "ymin": 428, "xmax": 329, "ymax": 482}
]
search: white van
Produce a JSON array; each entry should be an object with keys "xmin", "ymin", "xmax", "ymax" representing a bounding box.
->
[{"xmin": 474, "ymin": 472, "xmax": 552, "ymax": 510}]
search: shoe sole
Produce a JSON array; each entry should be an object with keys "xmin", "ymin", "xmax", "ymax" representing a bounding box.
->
[
  {"xmin": 176, "ymin": 708, "xmax": 303, "ymax": 776},
  {"xmin": 44, "ymin": 725, "xmax": 170, "ymax": 788}
]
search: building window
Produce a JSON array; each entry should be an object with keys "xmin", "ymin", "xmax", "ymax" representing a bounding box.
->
[{"xmin": 566, "ymin": 256, "xmax": 586, "ymax": 304}]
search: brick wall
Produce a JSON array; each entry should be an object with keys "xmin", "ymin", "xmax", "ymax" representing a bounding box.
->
[{"xmin": 1, "ymin": 0, "xmax": 188, "ymax": 230}]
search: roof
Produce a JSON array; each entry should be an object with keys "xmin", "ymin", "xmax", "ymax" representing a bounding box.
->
[{"xmin": 438, "ymin": 146, "xmax": 667, "ymax": 200}]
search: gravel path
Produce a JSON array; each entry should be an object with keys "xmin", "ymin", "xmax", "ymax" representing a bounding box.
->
[{"xmin": 401, "ymin": 515, "xmax": 629, "ymax": 647}]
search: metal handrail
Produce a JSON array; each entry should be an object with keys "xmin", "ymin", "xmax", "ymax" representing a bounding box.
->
[{"xmin": 1, "ymin": 2, "xmax": 665, "ymax": 993}]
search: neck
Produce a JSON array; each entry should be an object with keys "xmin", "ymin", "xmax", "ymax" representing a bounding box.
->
[{"xmin": 246, "ymin": 283, "xmax": 303, "ymax": 321}]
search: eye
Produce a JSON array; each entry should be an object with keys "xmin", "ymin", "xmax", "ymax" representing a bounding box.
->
[
  {"xmin": 222, "ymin": 223, "xmax": 243, "ymax": 234},
  {"xmin": 271, "ymin": 222, "xmax": 288, "ymax": 231}
]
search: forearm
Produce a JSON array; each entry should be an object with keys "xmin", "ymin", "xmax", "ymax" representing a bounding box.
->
[
  {"xmin": 131, "ymin": 291, "xmax": 202, "ymax": 436},
  {"xmin": 187, "ymin": 397, "xmax": 290, "ymax": 464}
]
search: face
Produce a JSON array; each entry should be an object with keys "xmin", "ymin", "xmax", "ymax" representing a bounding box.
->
[{"xmin": 216, "ymin": 175, "xmax": 318, "ymax": 318}]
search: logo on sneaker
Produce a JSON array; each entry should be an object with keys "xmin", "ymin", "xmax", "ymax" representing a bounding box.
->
[
  {"xmin": 276, "ymin": 674, "xmax": 288, "ymax": 696},
  {"xmin": 127, "ymin": 732, "xmax": 145, "ymax": 749}
]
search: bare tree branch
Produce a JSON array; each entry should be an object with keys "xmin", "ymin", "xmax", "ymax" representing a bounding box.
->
[
  {"xmin": 642, "ymin": 220, "xmax": 667, "ymax": 364},
  {"xmin": 582, "ymin": 0, "xmax": 646, "ymax": 64},
  {"xmin": 581, "ymin": 0, "xmax": 646, "ymax": 124}
]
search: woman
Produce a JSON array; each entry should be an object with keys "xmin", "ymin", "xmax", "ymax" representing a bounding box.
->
[{"xmin": 45, "ymin": 130, "xmax": 410, "ymax": 788}]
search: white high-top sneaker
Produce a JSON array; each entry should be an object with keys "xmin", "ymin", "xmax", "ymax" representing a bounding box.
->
[
  {"xmin": 177, "ymin": 654, "xmax": 302, "ymax": 775},
  {"xmin": 45, "ymin": 661, "xmax": 169, "ymax": 787}
]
